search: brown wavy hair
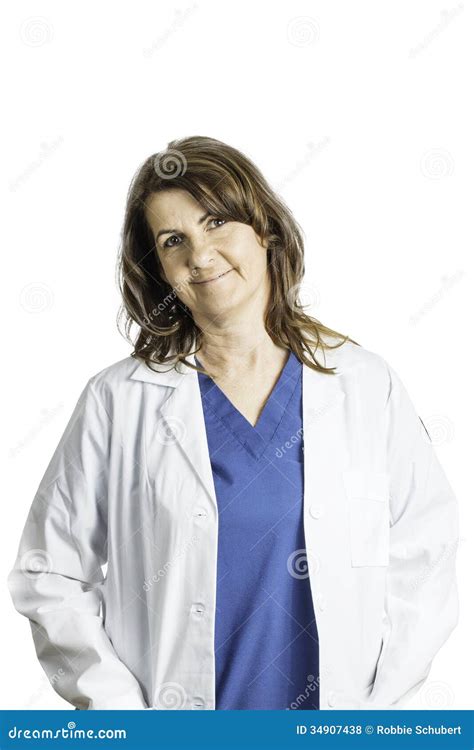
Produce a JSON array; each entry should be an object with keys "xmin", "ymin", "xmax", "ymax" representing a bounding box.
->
[{"xmin": 117, "ymin": 135, "xmax": 358, "ymax": 376}]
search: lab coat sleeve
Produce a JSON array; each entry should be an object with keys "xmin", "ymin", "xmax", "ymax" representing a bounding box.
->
[
  {"xmin": 7, "ymin": 377, "xmax": 148, "ymax": 710},
  {"xmin": 364, "ymin": 361, "xmax": 460, "ymax": 709}
]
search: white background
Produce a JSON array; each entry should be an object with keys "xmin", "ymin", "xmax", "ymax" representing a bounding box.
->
[{"xmin": 1, "ymin": 0, "xmax": 472, "ymax": 710}]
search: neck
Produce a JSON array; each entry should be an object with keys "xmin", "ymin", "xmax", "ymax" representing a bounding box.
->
[{"xmin": 196, "ymin": 324, "xmax": 286, "ymax": 376}]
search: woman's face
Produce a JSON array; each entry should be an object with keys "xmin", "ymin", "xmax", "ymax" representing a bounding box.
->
[{"xmin": 144, "ymin": 188, "xmax": 270, "ymax": 322}]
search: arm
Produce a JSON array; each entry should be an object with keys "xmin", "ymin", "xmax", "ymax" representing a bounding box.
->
[
  {"xmin": 364, "ymin": 360, "xmax": 460, "ymax": 709},
  {"xmin": 7, "ymin": 377, "xmax": 148, "ymax": 710}
]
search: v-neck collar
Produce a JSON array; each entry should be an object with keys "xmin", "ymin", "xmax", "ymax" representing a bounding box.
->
[{"xmin": 196, "ymin": 350, "xmax": 301, "ymax": 460}]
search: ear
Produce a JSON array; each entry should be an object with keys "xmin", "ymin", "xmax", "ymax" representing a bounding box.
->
[{"xmin": 260, "ymin": 230, "xmax": 271, "ymax": 251}]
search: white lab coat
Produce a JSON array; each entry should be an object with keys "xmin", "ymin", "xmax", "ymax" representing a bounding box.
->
[{"xmin": 7, "ymin": 340, "xmax": 459, "ymax": 710}]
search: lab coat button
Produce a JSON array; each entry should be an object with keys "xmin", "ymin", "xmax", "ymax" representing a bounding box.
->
[
  {"xmin": 309, "ymin": 504, "xmax": 324, "ymax": 519},
  {"xmin": 194, "ymin": 507, "xmax": 208, "ymax": 518},
  {"xmin": 191, "ymin": 602, "xmax": 205, "ymax": 616},
  {"xmin": 327, "ymin": 690, "xmax": 337, "ymax": 707},
  {"xmin": 192, "ymin": 697, "xmax": 205, "ymax": 709}
]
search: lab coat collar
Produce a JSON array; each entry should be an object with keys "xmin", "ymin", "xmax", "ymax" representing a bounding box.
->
[
  {"xmin": 129, "ymin": 347, "xmax": 346, "ymax": 503},
  {"xmin": 128, "ymin": 348, "xmax": 346, "ymax": 411},
  {"xmin": 129, "ymin": 354, "xmax": 196, "ymax": 386}
]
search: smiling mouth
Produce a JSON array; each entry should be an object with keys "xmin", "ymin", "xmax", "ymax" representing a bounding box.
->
[{"xmin": 192, "ymin": 269, "xmax": 233, "ymax": 285}]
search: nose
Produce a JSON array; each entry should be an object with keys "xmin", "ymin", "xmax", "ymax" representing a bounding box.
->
[{"xmin": 186, "ymin": 234, "xmax": 218, "ymax": 270}]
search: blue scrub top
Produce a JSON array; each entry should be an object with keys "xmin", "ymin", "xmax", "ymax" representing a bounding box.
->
[{"xmin": 196, "ymin": 350, "xmax": 320, "ymax": 710}]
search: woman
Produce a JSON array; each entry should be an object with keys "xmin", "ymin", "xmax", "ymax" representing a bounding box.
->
[{"xmin": 7, "ymin": 136, "xmax": 459, "ymax": 711}]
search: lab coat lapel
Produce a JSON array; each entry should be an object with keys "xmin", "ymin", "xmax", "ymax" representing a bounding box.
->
[
  {"xmin": 302, "ymin": 363, "xmax": 346, "ymax": 430},
  {"xmin": 130, "ymin": 351, "xmax": 348, "ymax": 508},
  {"xmin": 130, "ymin": 355, "xmax": 217, "ymax": 505},
  {"xmin": 301, "ymin": 362, "xmax": 347, "ymax": 498}
]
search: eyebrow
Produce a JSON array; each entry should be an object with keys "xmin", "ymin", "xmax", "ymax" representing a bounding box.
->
[{"xmin": 154, "ymin": 211, "xmax": 212, "ymax": 243}]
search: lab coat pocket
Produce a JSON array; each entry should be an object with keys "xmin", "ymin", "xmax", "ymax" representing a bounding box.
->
[{"xmin": 342, "ymin": 470, "xmax": 390, "ymax": 567}]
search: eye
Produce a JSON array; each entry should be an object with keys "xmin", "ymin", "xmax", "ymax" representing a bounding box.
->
[
  {"xmin": 161, "ymin": 218, "xmax": 226, "ymax": 249},
  {"xmin": 163, "ymin": 235, "xmax": 181, "ymax": 249},
  {"xmin": 209, "ymin": 217, "xmax": 226, "ymax": 228}
]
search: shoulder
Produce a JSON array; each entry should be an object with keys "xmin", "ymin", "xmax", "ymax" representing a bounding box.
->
[
  {"xmin": 83, "ymin": 355, "xmax": 144, "ymax": 406},
  {"xmin": 87, "ymin": 355, "xmax": 140, "ymax": 386},
  {"xmin": 320, "ymin": 337, "xmax": 390, "ymax": 380},
  {"xmin": 317, "ymin": 337, "xmax": 393, "ymax": 407},
  {"xmin": 83, "ymin": 353, "xmax": 183, "ymax": 412}
]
